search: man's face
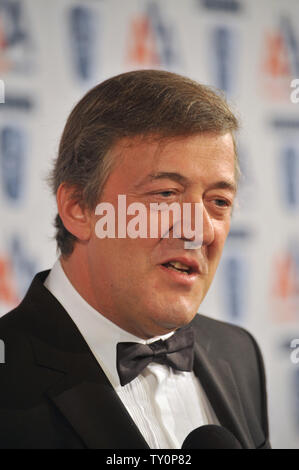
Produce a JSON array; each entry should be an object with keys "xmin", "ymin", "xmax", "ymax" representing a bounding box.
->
[{"xmin": 86, "ymin": 132, "xmax": 236, "ymax": 338}]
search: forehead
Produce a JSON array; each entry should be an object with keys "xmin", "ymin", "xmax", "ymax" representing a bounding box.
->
[{"xmin": 105, "ymin": 133, "xmax": 236, "ymax": 192}]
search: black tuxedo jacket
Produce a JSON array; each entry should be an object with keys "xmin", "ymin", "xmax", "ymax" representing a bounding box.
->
[{"xmin": 0, "ymin": 271, "xmax": 270, "ymax": 449}]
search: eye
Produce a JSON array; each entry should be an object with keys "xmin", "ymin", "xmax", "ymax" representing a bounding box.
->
[
  {"xmin": 214, "ymin": 198, "xmax": 231, "ymax": 207},
  {"xmin": 159, "ymin": 190, "xmax": 176, "ymax": 198}
]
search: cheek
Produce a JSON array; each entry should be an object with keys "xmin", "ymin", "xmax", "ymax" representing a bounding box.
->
[{"xmin": 91, "ymin": 236, "xmax": 154, "ymax": 273}]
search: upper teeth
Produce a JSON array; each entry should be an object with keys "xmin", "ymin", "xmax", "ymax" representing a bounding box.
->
[{"xmin": 169, "ymin": 261, "xmax": 190, "ymax": 271}]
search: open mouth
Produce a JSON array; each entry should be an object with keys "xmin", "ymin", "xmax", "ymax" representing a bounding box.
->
[{"xmin": 162, "ymin": 261, "xmax": 194, "ymax": 275}]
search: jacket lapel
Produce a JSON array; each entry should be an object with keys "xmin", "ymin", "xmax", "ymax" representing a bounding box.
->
[
  {"xmin": 31, "ymin": 336, "xmax": 149, "ymax": 449},
  {"xmin": 193, "ymin": 341, "xmax": 254, "ymax": 449},
  {"xmin": 21, "ymin": 271, "xmax": 148, "ymax": 449}
]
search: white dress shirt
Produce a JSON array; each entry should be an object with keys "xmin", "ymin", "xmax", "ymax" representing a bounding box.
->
[{"xmin": 44, "ymin": 259, "xmax": 219, "ymax": 448}]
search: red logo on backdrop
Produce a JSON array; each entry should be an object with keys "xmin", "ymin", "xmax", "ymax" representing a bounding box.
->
[
  {"xmin": 263, "ymin": 33, "xmax": 290, "ymax": 77},
  {"xmin": 260, "ymin": 16, "xmax": 299, "ymax": 101},
  {"xmin": 125, "ymin": 2, "xmax": 180, "ymax": 69},
  {"xmin": 0, "ymin": 254, "xmax": 19, "ymax": 308},
  {"xmin": 271, "ymin": 249, "xmax": 299, "ymax": 322},
  {"xmin": 0, "ymin": 237, "xmax": 37, "ymax": 315},
  {"xmin": 126, "ymin": 15, "xmax": 160, "ymax": 66}
]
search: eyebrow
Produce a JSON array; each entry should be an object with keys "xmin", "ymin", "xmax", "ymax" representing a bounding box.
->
[
  {"xmin": 134, "ymin": 172, "xmax": 188, "ymax": 189},
  {"xmin": 134, "ymin": 171, "xmax": 237, "ymax": 193},
  {"xmin": 207, "ymin": 180, "xmax": 237, "ymax": 194}
]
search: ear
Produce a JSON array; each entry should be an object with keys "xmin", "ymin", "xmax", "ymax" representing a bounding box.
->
[{"xmin": 56, "ymin": 183, "xmax": 92, "ymax": 242}]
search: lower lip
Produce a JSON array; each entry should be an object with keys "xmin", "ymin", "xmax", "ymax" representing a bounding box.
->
[{"xmin": 159, "ymin": 265, "xmax": 199, "ymax": 286}]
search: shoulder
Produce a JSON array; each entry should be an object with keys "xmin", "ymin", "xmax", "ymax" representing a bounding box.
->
[
  {"xmin": 191, "ymin": 312, "xmax": 262, "ymax": 360},
  {"xmin": 192, "ymin": 313, "xmax": 269, "ymax": 441},
  {"xmin": 0, "ymin": 270, "xmax": 49, "ymax": 336},
  {"xmin": 191, "ymin": 313, "xmax": 268, "ymax": 409},
  {"xmin": 0, "ymin": 302, "xmax": 39, "ymax": 376},
  {"xmin": 0, "ymin": 270, "xmax": 57, "ymax": 367},
  {"xmin": 0, "ymin": 269, "xmax": 90, "ymax": 364}
]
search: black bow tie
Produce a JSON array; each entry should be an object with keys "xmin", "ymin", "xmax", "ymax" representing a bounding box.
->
[{"xmin": 116, "ymin": 326, "xmax": 194, "ymax": 386}]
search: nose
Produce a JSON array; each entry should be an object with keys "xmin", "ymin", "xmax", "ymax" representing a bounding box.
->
[
  {"xmin": 172, "ymin": 200, "xmax": 215, "ymax": 249},
  {"xmin": 201, "ymin": 205, "xmax": 215, "ymax": 246}
]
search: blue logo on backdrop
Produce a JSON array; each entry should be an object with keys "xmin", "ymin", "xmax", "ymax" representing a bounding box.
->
[
  {"xmin": 210, "ymin": 26, "xmax": 238, "ymax": 95},
  {"xmin": 271, "ymin": 118, "xmax": 299, "ymax": 130},
  {"xmin": 68, "ymin": 5, "xmax": 98, "ymax": 82},
  {"xmin": 0, "ymin": 94, "xmax": 33, "ymax": 111},
  {"xmin": 221, "ymin": 255, "xmax": 248, "ymax": 323},
  {"xmin": 0, "ymin": 0, "xmax": 34, "ymax": 74},
  {"xmin": 235, "ymin": 145, "xmax": 256, "ymax": 209},
  {"xmin": 9, "ymin": 235, "xmax": 37, "ymax": 298},
  {"xmin": 228, "ymin": 228, "xmax": 252, "ymax": 240},
  {"xmin": 0, "ymin": 125, "xmax": 26, "ymax": 202},
  {"xmin": 200, "ymin": 0, "xmax": 242, "ymax": 12},
  {"xmin": 146, "ymin": 1, "xmax": 179, "ymax": 68},
  {"xmin": 280, "ymin": 16, "xmax": 299, "ymax": 77},
  {"xmin": 280, "ymin": 145, "xmax": 299, "ymax": 209}
]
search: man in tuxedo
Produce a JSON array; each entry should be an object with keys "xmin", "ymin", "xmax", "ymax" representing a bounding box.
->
[{"xmin": 0, "ymin": 70, "xmax": 270, "ymax": 449}]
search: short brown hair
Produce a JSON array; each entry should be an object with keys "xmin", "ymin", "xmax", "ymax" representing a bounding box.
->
[{"xmin": 49, "ymin": 69, "xmax": 239, "ymax": 256}]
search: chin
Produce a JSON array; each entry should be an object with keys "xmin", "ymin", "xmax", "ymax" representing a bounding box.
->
[
  {"xmin": 155, "ymin": 308, "xmax": 197, "ymax": 332},
  {"xmin": 139, "ymin": 294, "xmax": 200, "ymax": 336}
]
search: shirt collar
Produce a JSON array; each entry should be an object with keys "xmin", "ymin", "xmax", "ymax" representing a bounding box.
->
[{"xmin": 44, "ymin": 259, "xmax": 174, "ymax": 388}]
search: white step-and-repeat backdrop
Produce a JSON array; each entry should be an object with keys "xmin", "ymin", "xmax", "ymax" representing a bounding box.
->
[{"xmin": 0, "ymin": 0, "xmax": 298, "ymax": 449}]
